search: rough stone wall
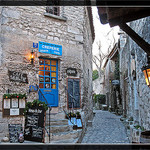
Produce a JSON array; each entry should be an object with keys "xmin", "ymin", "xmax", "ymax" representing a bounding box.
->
[
  {"xmin": 0, "ymin": 6, "xmax": 93, "ymax": 140},
  {"xmin": 81, "ymin": 8, "xmax": 93, "ymax": 124},
  {"xmin": 119, "ymin": 17, "xmax": 150, "ymax": 130},
  {"xmin": 119, "ymin": 31, "xmax": 130, "ymax": 117},
  {"xmin": 104, "ymin": 59, "xmax": 116, "ymax": 108}
]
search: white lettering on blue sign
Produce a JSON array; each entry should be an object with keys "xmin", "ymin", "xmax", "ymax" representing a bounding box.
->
[{"xmin": 38, "ymin": 41, "xmax": 62, "ymax": 56}]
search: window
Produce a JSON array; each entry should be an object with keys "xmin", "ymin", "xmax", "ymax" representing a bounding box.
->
[{"xmin": 46, "ymin": 6, "xmax": 60, "ymax": 16}]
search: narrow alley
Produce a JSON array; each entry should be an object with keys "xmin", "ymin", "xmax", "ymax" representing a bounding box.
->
[{"xmin": 81, "ymin": 110, "xmax": 129, "ymax": 144}]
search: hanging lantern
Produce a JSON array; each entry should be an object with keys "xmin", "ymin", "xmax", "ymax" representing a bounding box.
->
[
  {"xmin": 142, "ymin": 64, "xmax": 150, "ymax": 87},
  {"xmin": 30, "ymin": 49, "xmax": 35, "ymax": 65}
]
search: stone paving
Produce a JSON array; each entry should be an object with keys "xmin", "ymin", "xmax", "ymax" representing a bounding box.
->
[{"xmin": 81, "ymin": 110, "xmax": 129, "ymax": 144}]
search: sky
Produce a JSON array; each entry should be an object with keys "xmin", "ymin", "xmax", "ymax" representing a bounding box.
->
[{"xmin": 92, "ymin": 7, "xmax": 120, "ymax": 70}]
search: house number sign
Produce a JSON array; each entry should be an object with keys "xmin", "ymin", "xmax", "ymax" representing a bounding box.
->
[{"xmin": 8, "ymin": 70, "xmax": 28, "ymax": 83}]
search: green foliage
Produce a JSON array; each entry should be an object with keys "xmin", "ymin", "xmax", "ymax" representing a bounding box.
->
[
  {"xmin": 134, "ymin": 125, "xmax": 145, "ymax": 131},
  {"xmin": 92, "ymin": 70, "xmax": 99, "ymax": 81},
  {"xmin": 3, "ymin": 93, "xmax": 27, "ymax": 99},
  {"xmin": 93, "ymin": 94, "xmax": 106, "ymax": 104},
  {"xmin": 76, "ymin": 111, "xmax": 81, "ymax": 117},
  {"xmin": 24, "ymin": 99, "xmax": 48, "ymax": 115},
  {"xmin": 128, "ymin": 116, "xmax": 134, "ymax": 121}
]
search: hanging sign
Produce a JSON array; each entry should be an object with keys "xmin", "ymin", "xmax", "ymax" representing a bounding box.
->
[
  {"xmin": 112, "ymin": 80, "xmax": 120, "ymax": 85},
  {"xmin": 66, "ymin": 68, "xmax": 77, "ymax": 76},
  {"xmin": 8, "ymin": 70, "xmax": 28, "ymax": 83},
  {"xmin": 29, "ymin": 85, "xmax": 38, "ymax": 92},
  {"xmin": 38, "ymin": 41, "xmax": 62, "ymax": 56}
]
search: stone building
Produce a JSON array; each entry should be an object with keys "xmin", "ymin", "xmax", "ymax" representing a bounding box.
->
[
  {"xmin": 0, "ymin": 6, "xmax": 94, "ymax": 142},
  {"xmin": 103, "ymin": 43, "xmax": 122, "ymax": 113},
  {"xmin": 119, "ymin": 17, "xmax": 150, "ymax": 130}
]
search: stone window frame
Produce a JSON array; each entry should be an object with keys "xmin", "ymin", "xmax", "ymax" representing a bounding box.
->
[
  {"xmin": 44, "ymin": 6, "xmax": 67, "ymax": 21},
  {"xmin": 46, "ymin": 6, "xmax": 60, "ymax": 16}
]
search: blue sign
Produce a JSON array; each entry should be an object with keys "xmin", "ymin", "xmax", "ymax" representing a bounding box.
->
[
  {"xmin": 38, "ymin": 41, "xmax": 62, "ymax": 56},
  {"xmin": 29, "ymin": 85, "xmax": 38, "ymax": 92},
  {"xmin": 33, "ymin": 43, "xmax": 38, "ymax": 48}
]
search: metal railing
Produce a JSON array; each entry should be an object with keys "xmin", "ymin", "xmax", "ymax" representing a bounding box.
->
[{"xmin": 38, "ymin": 89, "xmax": 51, "ymax": 143}]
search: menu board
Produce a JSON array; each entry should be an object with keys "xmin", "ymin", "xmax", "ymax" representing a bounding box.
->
[
  {"xmin": 24, "ymin": 108, "xmax": 46, "ymax": 143},
  {"xmin": 8, "ymin": 124, "xmax": 23, "ymax": 143}
]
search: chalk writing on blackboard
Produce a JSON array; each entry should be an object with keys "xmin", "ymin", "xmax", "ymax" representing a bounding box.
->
[
  {"xmin": 9, "ymin": 124, "xmax": 23, "ymax": 143},
  {"xmin": 26, "ymin": 115, "xmax": 39, "ymax": 127},
  {"xmin": 24, "ymin": 107, "xmax": 45, "ymax": 143},
  {"xmin": 32, "ymin": 127, "xmax": 43, "ymax": 138},
  {"xmin": 24, "ymin": 128, "xmax": 30, "ymax": 135}
]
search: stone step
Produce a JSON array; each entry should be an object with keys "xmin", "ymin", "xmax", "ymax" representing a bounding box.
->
[
  {"xmin": 46, "ymin": 112, "xmax": 65, "ymax": 120},
  {"xmin": 50, "ymin": 138, "xmax": 79, "ymax": 144},
  {"xmin": 45, "ymin": 124, "xmax": 73, "ymax": 133},
  {"xmin": 45, "ymin": 118, "xmax": 68, "ymax": 126},
  {"xmin": 51, "ymin": 129, "xmax": 82, "ymax": 141},
  {"xmin": 44, "ymin": 129, "xmax": 82, "ymax": 143}
]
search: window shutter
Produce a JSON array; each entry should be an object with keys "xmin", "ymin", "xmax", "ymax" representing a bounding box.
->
[
  {"xmin": 68, "ymin": 79, "xmax": 80, "ymax": 109},
  {"xmin": 68, "ymin": 79, "xmax": 73, "ymax": 108},
  {"xmin": 73, "ymin": 79, "xmax": 80, "ymax": 108}
]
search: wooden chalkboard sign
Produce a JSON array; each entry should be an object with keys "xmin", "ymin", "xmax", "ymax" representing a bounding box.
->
[
  {"xmin": 24, "ymin": 107, "xmax": 46, "ymax": 143},
  {"xmin": 8, "ymin": 124, "xmax": 23, "ymax": 143},
  {"xmin": 8, "ymin": 70, "xmax": 28, "ymax": 83}
]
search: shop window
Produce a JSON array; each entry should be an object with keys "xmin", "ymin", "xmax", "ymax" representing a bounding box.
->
[{"xmin": 46, "ymin": 6, "xmax": 60, "ymax": 16}]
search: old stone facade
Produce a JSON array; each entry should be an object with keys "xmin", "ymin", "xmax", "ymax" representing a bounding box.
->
[
  {"xmin": 0, "ymin": 6, "xmax": 94, "ymax": 141},
  {"xmin": 103, "ymin": 43, "xmax": 122, "ymax": 113},
  {"xmin": 119, "ymin": 17, "xmax": 150, "ymax": 142}
]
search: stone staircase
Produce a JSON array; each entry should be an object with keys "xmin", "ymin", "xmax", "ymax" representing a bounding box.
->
[{"xmin": 44, "ymin": 111, "xmax": 82, "ymax": 143}]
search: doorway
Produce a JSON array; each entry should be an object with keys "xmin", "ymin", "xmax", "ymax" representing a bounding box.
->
[{"xmin": 38, "ymin": 58, "xmax": 58, "ymax": 107}]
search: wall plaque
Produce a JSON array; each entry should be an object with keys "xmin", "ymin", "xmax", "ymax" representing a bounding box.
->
[
  {"xmin": 8, "ymin": 70, "xmax": 28, "ymax": 83},
  {"xmin": 66, "ymin": 68, "xmax": 77, "ymax": 76},
  {"xmin": 10, "ymin": 108, "xmax": 19, "ymax": 116}
]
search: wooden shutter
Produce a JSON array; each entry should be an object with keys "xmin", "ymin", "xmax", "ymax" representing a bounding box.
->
[
  {"xmin": 68, "ymin": 78, "xmax": 80, "ymax": 109},
  {"xmin": 68, "ymin": 78, "xmax": 73, "ymax": 108}
]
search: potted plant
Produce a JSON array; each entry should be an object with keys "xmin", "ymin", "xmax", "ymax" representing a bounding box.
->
[{"xmin": 76, "ymin": 111, "xmax": 81, "ymax": 119}]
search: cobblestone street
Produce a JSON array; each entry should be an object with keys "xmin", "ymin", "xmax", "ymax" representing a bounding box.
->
[{"xmin": 81, "ymin": 110, "xmax": 129, "ymax": 144}]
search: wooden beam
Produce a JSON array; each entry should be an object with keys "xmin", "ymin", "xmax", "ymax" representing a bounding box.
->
[{"xmin": 119, "ymin": 23, "xmax": 150, "ymax": 56}]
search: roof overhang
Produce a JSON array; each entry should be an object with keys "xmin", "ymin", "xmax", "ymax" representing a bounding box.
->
[
  {"xmin": 97, "ymin": 7, "xmax": 150, "ymax": 27},
  {"xmin": 97, "ymin": 7, "xmax": 150, "ymax": 56}
]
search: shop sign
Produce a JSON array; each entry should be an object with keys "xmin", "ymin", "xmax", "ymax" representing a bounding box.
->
[
  {"xmin": 66, "ymin": 68, "xmax": 77, "ymax": 76},
  {"xmin": 38, "ymin": 41, "xmax": 62, "ymax": 56},
  {"xmin": 29, "ymin": 85, "xmax": 38, "ymax": 92},
  {"xmin": 112, "ymin": 80, "xmax": 120, "ymax": 85},
  {"xmin": 8, "ymin": 70, "xmax": 28, "ymax": 83}
]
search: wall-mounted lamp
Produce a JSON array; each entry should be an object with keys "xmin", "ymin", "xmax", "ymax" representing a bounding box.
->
[
  {"xmin": 142, "ymin": 56, "xmax": 150, "ymax": 87},
  {"xmin": 30, "ymin": 49, "xmax": 35, "ymax": 65}
]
